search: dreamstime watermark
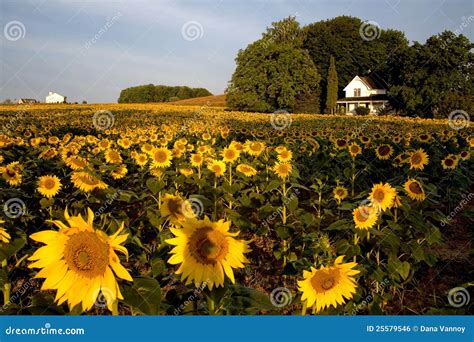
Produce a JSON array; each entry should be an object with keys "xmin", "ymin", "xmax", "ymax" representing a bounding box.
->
[
  {"xmin": 440, "ymin": 192, "xmax": 473, "ymax": 227},
  {"xmin": 447, "ymin": 287, "xmax": 470, "ymax": 308},
  {"xmin": 92, "ymin": 110, "xmax": 115, "ymax": 130},
  {"xmin": 3, "ymin": 198, "xmax": 26, "ymax": 219},
  {"xmin": 0, "ymin": 103, "xmax": 31, "ymax": 136},
  {"xmin": 448, "ymin": 110, "xmax": 470, "ymax": 130},
  {"xmin": 359, "ymin": 21, "xmax": 381, "ymax": 41},
  {"xmin": 351, "ymin": 278, "xmax": 390, "ymax": 315},
  {"xmin": 355, "ymin": 198, "xmax": 381, "ymax": 220},
  {"xmin": 350, "ymin": 112, "xmax": 379, "ymax": 139},
  {"xmin": 441, "ymin": 15, "xmax": 474, "ymax": 49},
  {"xmin": 0, "ymin": 278, "xmax": 34, "ymax": 313},
  {"xmin": 182, "ymin": 197, "xmax": 204, "ymax": 218},
  {"xmin": 261, "ymin": 188, "xmax": 300, "ymax": 229},
  {"xmin": 5, "ymin": 323, "xmax": 84, "ymax": 336},
  {"xmin": 3, "ymin": 20, "xmax": 26, "ymax": 41},
  {"xmin": 174, "ymin": 281, "xmax": 208, "ymax": 315},
  {"xmin": 181, "ymin": 21, "xmax": 204, "ymax": 41},
  {"xmin": 93, "ymin": 287, "xmax": 115, "ymax": 309},
  {"xmin": 270, "ymin": 110, "xmax": 292, "ymax": 130},
  {"xmin": 94, "ymin": 190, "xmax": 122, "ymax": 218},
  {"xmin": 174, "ymin": 101, "xmax": 211, "ymax": 139},
  {"xmin": 84, "ymin": 12, "xmax": 122, "ymax": 49},
  {"xmin": 261, "ymin": 14, "xmax": 300, "ymax": 49},
  {"xmin": 270, "ymin": 287, "xmax": 292, "ymax": 308}
]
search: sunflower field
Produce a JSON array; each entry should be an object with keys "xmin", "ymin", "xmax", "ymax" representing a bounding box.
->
[{"xmin": 0, "ymin": 103, "xmax": 472, "ymax": 315}]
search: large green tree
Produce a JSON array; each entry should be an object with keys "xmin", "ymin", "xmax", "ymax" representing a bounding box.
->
[
  {"xmin": 226, "ymin": 17, "xmax": 321, "ymax": 113},
  {"xmin": 303, "ymin": 16, "xmax": 408, "ymax": 109},
  {"xmin": 325, "ymin": 56, "xmax": 338, "ymax": 114},
  {"xmin": 388, "ymin": 31, "xmax": 473, "ymax": 117}
]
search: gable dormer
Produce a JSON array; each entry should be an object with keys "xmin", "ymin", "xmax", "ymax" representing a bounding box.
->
[{"xmin": 343, "ymin": 75, "xmax": 387, "ymax": 98}]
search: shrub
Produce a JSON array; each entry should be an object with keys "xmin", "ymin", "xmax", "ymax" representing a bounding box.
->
[{"xmin": 354, "ymin": 106, "xmax": 370, "ymax": 115}]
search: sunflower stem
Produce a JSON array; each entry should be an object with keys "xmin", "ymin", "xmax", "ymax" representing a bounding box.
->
[
  {"xmin": 351, "ymin": 157, "xmax": 356, "ymax": 197},
  {"xmin": 207, "ymin": 297, "xmax": 215, "ymax": 315},
  {"xmin": 228, "ymin": 166, "xmax": 233, "ymax": 209},
  {"xmin": 1, "ymin": 259, "xmax": 9, "ymax": 305},
  {"xmin": 111, "ymin": 299, "xmax": 119, "ymax": 316},
  {"xmin": 282, "ymin": 182, "xmax": 287, "ymax": 267},
  {"xmin": 301, "ymin": 301, "xmax": 308, "ymax": 316}
]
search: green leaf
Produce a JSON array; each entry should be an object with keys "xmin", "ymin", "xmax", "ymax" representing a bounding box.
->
[
  {"xmin": 146, "ymin": 178, "xmax": 164, "ymax": 194},
  {"xmin": 276, "ymin": 226, "xmax": 290, "ymax": 240},
  {"xmin": 39, "ymin": 198, "xmax": 54, "ymax": 208},
  {"xmin": 398, "ymin": 262, "xmax": 411, "ymax": 280},
  {"xmin": 122, "ymin": 277, "xmax": 161, "ymax": 315},
  {"xmin": 151, "ymin": 258, "xmax": 166, "ymax": 277},
  {"xmin": 227, "ymin": 285, "xmax": 276, "ymax": 311},
  {"xmin": 325, "ymin": 219, "xmax": 350, "ymax": 230},
  {"xmin": 0, "ymin": 233, "xmax": 26, "ymax": 261},
  {"xmin": 264, "ymin": 180, "xmax": 281, "ymax": 193}
]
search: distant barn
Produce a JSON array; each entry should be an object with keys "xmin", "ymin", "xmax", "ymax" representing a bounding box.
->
[
  {"xmin": 18, "ymin": 98, "xmax": 39, "ymax": 104},
  {"xmin": 46, "ymin": 92, "xmax": 67, "ymax": 104}
]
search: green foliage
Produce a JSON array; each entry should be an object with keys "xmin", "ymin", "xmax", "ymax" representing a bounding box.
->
[
  {"xmin": 118, "ymin": 84, "xmax": 212, "ymax": 103},
  {"xmin": 354, "ymin": 106, "xmax": 370, "ymax": 115},
  {"xmin": 388, "ymin": 31, "xmax": 474, "ymax": 118},
  {"xmin": 303, "ymin": 16, "xmax": 408, "ymax": 109},
  {"xmin": 325, "ymin": 56, "xmax": 338, "ymax": 114},
  {"xmin": 226, "ymin": 17, "xmax": 321, "ymax": 113}
]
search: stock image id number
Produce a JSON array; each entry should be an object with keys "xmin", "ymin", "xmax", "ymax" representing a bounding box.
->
[{"xmin": 367, "ymin": 325, "xmax": 412, "ymax": 333}]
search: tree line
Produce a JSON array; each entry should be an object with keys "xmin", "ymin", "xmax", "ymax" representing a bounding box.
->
[
  {"xmin": 118, "ymin": 85, "xmax": 212, "ymax": 103},
  {"xmin": 226, "ymin": 16, "xmax": 473, "ymax": 118}
]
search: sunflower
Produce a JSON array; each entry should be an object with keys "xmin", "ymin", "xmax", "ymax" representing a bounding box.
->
[
  {"xmin": 2, "ymin": 161, "xmax": 23, "ymax": 186},
  {"xmin": 333, "ymin": 186, "xmax": 348, "ymax": 203},
  {"xmin": 179, "ymin": 168, "xmax": 194, "ymax": 177},
  {"xmin": 236, "ymin": 164, "xmax": 257, "ymax": 177},
  {"xmin": 207, "ymin": 160, "xmax": 226, "ymax": 177},
  {"xmin": 369, "ymin": 183, "xmax": 396, "ymax": 211},
  {"xmin": 353, "ymin": 205, "xmax": 378, "ymax": 230},
  {"xmin": 28, "ymin": 208, "xmax": 132, "ymax": 312},
  {"xmin": 409, "ymin": 149, "xmax": 429, "ymax": 170},
  {"xmin": 335, "ymin": 138, "xmax": 348, "ymax": 150},
  {"xmin": 151, "ymin": 147, "xmax": 173, "ymax": 168},
  {"xmin": 166, "ymin": 217, "xmax": 250, "ymax": 289},
  {"xmin": 221, "ymin": 147, "xmax": 240, "ymax": 164},
  {"xmin": 441, "ymin": 155, "xmax": 459, "ymax": 170},
  {"xmin": 111, "ymin": 164, "xmax": 128, "ymax": 180},
  {"xmin": 104, "ymin": 149, "xmax": 122, "ymax": 165},
  {"xmin": 0, "ymin": 220, "xmax": 11, "ymax": 244},
  {"xmin": 459, "ymin": 150, "xmax": 471, "ymax": 161},
  {"xmin": 375, "ymin": 144, "xmax": 393, "ymax": 160},
  {"xmin": 37, "ymin": 175, "xmax": 62, "ymax": 198},
  {"xmin": 133, "ymin": 153, "xmax": 148, "ymax": 167},
  {"xmin": 71, "ymin": 172, "xmax": 108, "ymax": 193},
  {"xmin": 273, "ymin": 162, "xmax": 292, "ymax": 179},
  {"xmin": 65, "ymin": 156, "xmax": 89, "ymax": 170},
  {"xmin": 298, "ymin": 256, "xmax": 359, "ymax": 313},
  {"xmin": 245, "ymin": 141, "xmax": 265, "ymax": 156},
  {"xmin": 141, "ymin": 143, "xmax": 154, "ymax": 155},
  {"xmin": 277, "ymin": 149, "xmax": 293, "ymax": 162},
  {"xmin": 190, "ymin": 153, "xmax": 204, "ymax": 167},
  {"xmin": 160, "ymin": 194, "xmax": 194, "ymax": 223},
  {"xmin": 348, "ymin": 143, "xmax": 362, "ymax": 157},
  {"xmin": 404, "ymin": 179, "xmax": 426, "ymax": 201}
]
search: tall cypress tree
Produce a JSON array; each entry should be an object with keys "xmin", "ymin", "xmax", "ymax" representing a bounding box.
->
[{"xmin": 325, "ymin": 56, "xmax": 338, "ymax": 114}]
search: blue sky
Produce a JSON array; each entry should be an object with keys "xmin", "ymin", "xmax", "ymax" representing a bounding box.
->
[{"xmin": 0, "ymin": 0, "xmax": 472, "ymax": 103}]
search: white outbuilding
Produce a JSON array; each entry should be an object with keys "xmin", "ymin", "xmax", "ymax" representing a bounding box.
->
[{"xmin": 45, "ymin": 92, "xmax": 67, "ymax": 104}]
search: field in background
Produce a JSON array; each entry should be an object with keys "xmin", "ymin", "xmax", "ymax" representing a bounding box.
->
[
  {"xmin": 0, "ymin": 103, "xmax": 472, "ymax": 315},
  {"xmin": 170, "ymin": 94, "xmax": 227, "ymax": 107}
]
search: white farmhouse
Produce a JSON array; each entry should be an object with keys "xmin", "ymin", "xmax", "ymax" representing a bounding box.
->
[
  {"xmin": 45, "ymin": 92, "xmax": 67, "ymax": 104},
  {"xmin": 336, "ymin": 75, "xmax": 389, "ymax": 114}
]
